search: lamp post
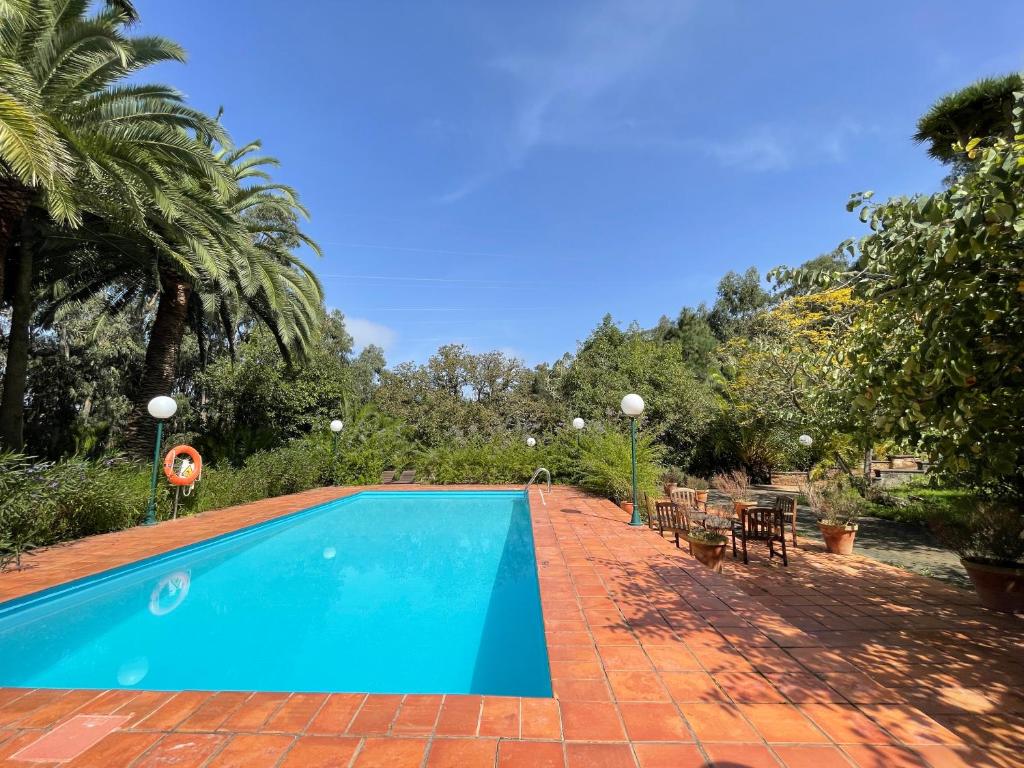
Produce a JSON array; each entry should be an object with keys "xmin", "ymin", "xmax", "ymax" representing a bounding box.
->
[
  {"xmin": 572, "ymin": 417, "xmax": 585, "ymax": 447},
  {"xmin": 145, "ymin": 395, "xmax": 177, "ymax": 526},
  {"xmin": 526, "ymin": 436, "xmax": 537, "ymax": 448},
  {"xmin": 799, "ymin": 434, "xmax": 813, "ymax": 481},
  {"xmin": 330, "ymin": 419, "xmax": 343, "ymax": 483},
  {"xmin": 620, "ymin": 393, "xmax": 645, "ymax": 526}
]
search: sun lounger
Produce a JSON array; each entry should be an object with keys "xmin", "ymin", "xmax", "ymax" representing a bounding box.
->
[
  {"xmin": 394, "ymin": 470, "xmax": 415, "ymax": 484},
  {"xmin": 379, "ymin": 470, "xmax": 396, "ymax": 484}
]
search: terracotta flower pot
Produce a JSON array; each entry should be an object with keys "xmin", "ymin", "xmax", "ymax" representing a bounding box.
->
[
  {"xmin": 621, "ymin": 501, "xmax": 634, "ymax": 515},
  {"xmin": 695, "ymin": 490, "xmax": 709, "ymax": 504},
  {"xmin": 819, "ymin": 522, "xmax": 858, "ymax": 555},
  {"xmin": 686, "ymin": 537, "xmax": 727, "ymax": 572},
  {"xmin": 961, "ymin": 558, "xmax": 1024, "ymax": 613}
]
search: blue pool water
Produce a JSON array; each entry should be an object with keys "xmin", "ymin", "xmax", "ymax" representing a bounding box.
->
[{"xmin": 0, "ymin": 491, "xmax": 551, "ymax": 696}]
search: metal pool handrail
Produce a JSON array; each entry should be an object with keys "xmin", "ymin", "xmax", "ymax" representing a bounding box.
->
[{"xmin": 525, "ymin": 467, "xmax": 551, "ymax": 506}]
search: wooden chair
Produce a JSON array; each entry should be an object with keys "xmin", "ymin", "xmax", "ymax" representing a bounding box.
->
[
  {"xmin": 655, "ymin": 501, "xmax": 688, "ymax": 548},
  {"xmin": 773, "ymin": 494, "xmax": 798, "ymax": 547},
  {"xmin": 731, "ymin": 506, "xmax": 788, "ymax": 566},
  {"xmin": 641, "ymin": 492, "xmax": 659, "ymax": 531},
  {"xmin": 670, "ymin": 487, "xmax": 697, "ymax": 509}
]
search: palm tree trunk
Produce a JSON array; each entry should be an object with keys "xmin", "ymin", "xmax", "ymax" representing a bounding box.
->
[
  {"xmin": 0, "ymin": 179, "xmax": 33, "ymax": 304},
  {"xmin": 122, "ymin": 269, "xmax": 192, "ymax": 456},
  {"xmin": 0, "ymin": 245, "xmax": 34, "ymax": 450}
]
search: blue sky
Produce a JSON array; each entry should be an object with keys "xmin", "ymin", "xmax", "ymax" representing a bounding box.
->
[{"xmin": 136, "ymin": 1, "xmax": 1024, "ymax": 367}]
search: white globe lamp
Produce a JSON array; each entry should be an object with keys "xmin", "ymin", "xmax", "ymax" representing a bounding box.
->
[
  {"xmin": 620, "ymin": 393, "xmax": 645, "ymax": 417},
  {"xmin": 147, "ymin": 396, "xmax": 177, "ymax": 420},
  {"xmin": 526, "ymin": 437, "xmax": 537, "ymax": 448},
  {"xmin": 620, "ymin": 393, "xmax": 645, "ymax": 525},
  {"xmin": 572, "ymin": 417, "xmax": 585, "ymax": 430}
]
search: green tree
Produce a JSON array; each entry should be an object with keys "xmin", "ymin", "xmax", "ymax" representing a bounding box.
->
[
  {"xmin": 707, "ymin": 267, "xmax": 773, "ymax": 340},
  {"xmin": 560, "ymin": 315, "xmax": 715, "ymax": 467},
  {"xmin": 780, "ymin": 96, "xmax": 1024, "ymax": 495},
  {"xmin": 0, "ymin": 0, "xmax": 226, "ymax": 448},
  {"xmin": 914, "ymin": 74, "xmax": 1021, "ymax": 164}
]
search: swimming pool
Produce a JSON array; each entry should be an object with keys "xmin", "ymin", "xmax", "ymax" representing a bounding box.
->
[{"xmin": 0, "ymin": 491, "xmax": 551, "ymax": 696}]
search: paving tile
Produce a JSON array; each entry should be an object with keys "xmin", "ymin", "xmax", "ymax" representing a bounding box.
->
[
  {"xmin": 857, "ymin": 705, "xmax": 963, "ymax": 746},
  {"xmin": 390, "ymin": 695, "xmax": 441, "ymax": 736},
  {"xmin": 633, "ymin": 743, "xmax": 706, "ymax": 768},
  {"xmin": 661, "ymin": 671, "xmax": 729, "ymax": 704},
  {"xmin": 599, "ymin": 644, "xmax": 654, "ymax": 671},
  {"xmin": 178, "ymin": 692, "xmax": 249, "ymax": 731},
  {"xmin": 478, "ymin": 696, "xmax": 520, "ymax": 738},
  {"xmin": 9, "ymin": 714, "xmax": 129, "ymax": 763},
  {"xmin": 559, "ymin": 700, "xmax": 625, "ymax": 741},
  {"xmin": 346, "ymin": 695, "xmax": 401, "ymax": 736},
  {"xmin": 565, "ymin": 742, "xmax": 635, "ymax": 768},
  {"xmin": 132, "ymin": 733, "xmax": 226, "ymax": 768},
  {"xmin": 606, "ymin": 671, "xmax": 670, "ymax": 702},
  {"xmin": 738, "ymin": 703, "xmax": 829, "ymax": 744},
  {"xmin": 221, "ymin": 692, "xmax": 288, "ymax": 731},
  {"xmin": 15, "ymin": 690, "xmax": 101, "ymax": 728},
  {"xmin": 553, "ymin": 677, "xmax": 613, "ymax": 701},
  {"xmin": 434, "ymin": 695, "xmax": 482, "ymax": 736},
  {"xmin": 521, "ymin": 697, "xmax": 562, "ymax": 739},
  {"xmin": 772, "ymin": 745, "xmax": 854, "ymax": 767},
  {"xmin": 497, "ymin": 739, "xmax": 565, "ymax": 768},
  {"xmin": 277, "ymin": 735, "xmax": 361, "ymax": 768},
  {"xmin": 426, "ymin": 738, "xmax": 498, "ymax": 768},
  {"xmin": 135, "ymin": 691, "xmax": 213, "ymax": 730},
  {"xmin": 797, "ymin": 704, "xmax": 894, "ymax": 745},
  {"xmin": 205, "ymin": 734, "xmax": 294, "ymax": 767},
  {"xmin": 353, "ymin": 737, "xmax": 428, "ymax": 767},
  {"xmin": 308, "ymin": 694, "xmax": 366, "ymax": 736},
  {"xmin": 841, "ymin": 744, "xmax": 929, "ymax": 768},
  {"xmin": 714, "ymin": 673, "xmax": 788, "ymax": 703},
  {"xmin": 702, "ymin": 742, "xmax": 779, "ymax": 768},
  {"xmin": 678, "ymin": 703, "xmax": 759, "ymax": 742},
  {"xmin": 643, "ymin": 644, "xmax": 703, "ymax": 671},
  {"xmin": 618, "ymin": 702, "xmax": 693, "ymax": 741},
  {"xmin": 63, "ymin": 731, "xmax": 162, "ymax": 768}
]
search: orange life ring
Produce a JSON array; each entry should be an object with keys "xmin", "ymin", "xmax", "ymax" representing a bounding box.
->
[{"xmin": 163, "ymin": 445, "xmax": 202, "ymax": 486}]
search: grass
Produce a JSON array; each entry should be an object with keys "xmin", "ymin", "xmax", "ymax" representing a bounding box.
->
[{"xmin": 858, "ymin": 485, "xmax": 975, "ymax": 525}]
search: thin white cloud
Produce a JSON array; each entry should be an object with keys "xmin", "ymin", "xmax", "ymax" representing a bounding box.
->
[
  {"xmin": 439, "ymin": 0, "xmax": 695, "ymax": 202},
  {"xmin": 684, "ymin": 119, "xmax": 879, "ymax": 173},
  {"xmin": 344, "ymin": 316, "xmax": 398, "ymax": 352}
]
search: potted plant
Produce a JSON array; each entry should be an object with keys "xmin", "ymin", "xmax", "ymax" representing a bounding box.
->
[
  {"xmin": 684, "ymin": 528, "xmax": 728, "ymax": 572},
  {"xmin": 662, "ymin": 466, "xmax": 684, "ymax": 497},
  {"xmin": 932, "ymin": 501, "xmax": 1024, "ymax": 613},
  {"xmin": 807, "ymin": 482, "xmax": 860, "ymax": 554},
  {"xmin": 687, "ymin": 475, "xmax": 710, "ymax": 505},
  {"xmin": 712, "ymin": 470, "xmax": 755, "ymax": 516}
]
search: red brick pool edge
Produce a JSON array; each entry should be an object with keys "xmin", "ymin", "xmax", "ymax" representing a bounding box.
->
[{"xmin": 0, "ymin": 485, "xmax": 1021, "ymax": 767}]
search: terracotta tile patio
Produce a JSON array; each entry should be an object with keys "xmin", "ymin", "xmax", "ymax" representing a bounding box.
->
[{"xmin": 0, "ymin": 485, "xmax": 1021, "ymax": 767}]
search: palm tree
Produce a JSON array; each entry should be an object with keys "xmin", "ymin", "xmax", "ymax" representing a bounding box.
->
[
  {"xmin": 0, "ymin": 0, "xmax": 225, "ymax": 298},
  {"xmin": 39, "ymin": 141, "xmax": 323, "ymax": 455},
  {"xmin": 120, "ymin": 143, "xmax": 323, "ymax": 454},
  {"xmin": 914, "ymin": 73, "xmax": 1022, "ymax": 163},
  {"xmin": 0, "ymin": 0, "xmax": 228, "ymax": 448}
]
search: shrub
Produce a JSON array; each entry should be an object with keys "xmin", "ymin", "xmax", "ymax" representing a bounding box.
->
[
  {"xmin": 577, "ymin": 428, "xmax": 663, "ymax": 502},
  {"xmin": 806, "ymin": 480, "xmax": 861, "ymax": 527},
  {"xmin": 0, "ymin": 453, "xmax": 150, "ymax": 570},
  {"xmin": 684, "ymin": 474, "xmax": 710, "ymax": 490},
  {"xmin": 712, "ymin": 469, "xmax": 751, "ymax": 502},
  {"xmin": 931, "ymin": 500, "xmax": 1024, "ymax": 567}
]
